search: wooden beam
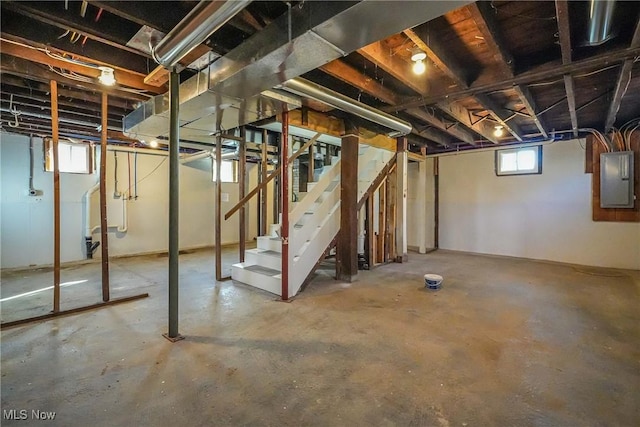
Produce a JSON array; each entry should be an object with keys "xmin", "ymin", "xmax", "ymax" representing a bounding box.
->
[
  {"xmin": 359, "ymin": 41, "xmax": 430, "ymax": 95},
  {"xmin": 513, "ymin": 85, "xmax": 549, "ymax": 138},
  {"xmin": 403, "ymin": 28, "xmax": 504, "ymax": 143},
  {"xmin": 555, "ymin": 0, "xmax": 573, "ymax": 65},
  {"xmin": 563, "ymin": 74, "xmax": 579, "ymax": 137},
  {"xmin": 467, "ymin": 2, "xmax": 531, "ymax": 141},
  {"xmin": 406, "ymin": 108, "xmax": 476, "ymax": 145},
  {"xmin": 391, "ymin": 44, "xmax": 640, "ymax": 111},
  {"xmin": 100, "ymin": 92, "xmax": 110, "ymax": 302},
  {"xmin": 0, "ymin": 39, "xmax": 164, "ymax": 94},
  {"xmin": 337, "ymin": 132, "xmax": 359, "ymax": 282},
  {"xmin": 1, "ymin": 75, "xmax": 135, "ymax": 110},
  {"xmin": 404, "ymin": 28, "xmax": 470, "ymax": 88},
  {"xmin": 475, "ymin": 93, "xmax": 524, "ymax": 142},
  {"xmin": 437, "ymin": 100, "xmax": 499, "ymax": 144},
  {"xmin": 1, "ymin": 13, "xmax": 149, "ymax": 74},
  {"xmin": 320, "ymin": 60, "xmax": 400, "ymax": 105},
  {"xmin": 467, "ymin": 2, "xmax": 514, "ymax": 76},
  {"xmin": 1, "ymin": 55, "xmax": 150, "ymax": 102},
  {"xmin": 5, "ymin": 2, "xmax": 149, "ymax": 58},
  {"xmin": 556, "ymin": 0, "xmax": 579, "ymax": 137},
  {"xmin": 604, "ymin": 18, "xmax": 640, "ymax": 131},
  {"xmin": 50, "ymin": 81, "xmax": 61, "ymax": 313}
]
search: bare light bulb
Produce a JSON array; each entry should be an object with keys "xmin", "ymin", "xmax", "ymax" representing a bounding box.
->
[
  {"xmin": 493, "ymin": 126, "xmax": 504, "ymax": 137},
  {"xmin": 149, "ymin": 140, "xmax": 159, "ymax": 148},
  {"xmin": 412, "ymin": 59, "xmax": 426, "ymax": 75},
  {"xmin": 98, "ymin": 67, "xmax": 116, "ymax": 86}
]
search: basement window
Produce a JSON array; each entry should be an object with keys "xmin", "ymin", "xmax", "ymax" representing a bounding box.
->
[
  {"xmin": 212, "ymin": 160, "xmax": 237, "ymax": 183},
  {"xmin": 44, "ymin": 140, "xmax": 93, "ymax": 174},
  {"xmin": 495, "ymin": 146, "xmax": 542, "ymax": 176}
]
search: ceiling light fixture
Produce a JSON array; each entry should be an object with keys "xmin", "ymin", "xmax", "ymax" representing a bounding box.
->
[
  {"xmin": 98, "ymin": 67, "xmax": 116, "ymax": 86},
  {"xmin": 411, "ymin": 49, "xmax": 427, "ymax": 75},
  {"xmin": 149, "ymin": 140, "xmax": 159, "ymax": 148},
  {"xmin": 494, "ymin": 125, "xmax": 504, "ymax": 137}
]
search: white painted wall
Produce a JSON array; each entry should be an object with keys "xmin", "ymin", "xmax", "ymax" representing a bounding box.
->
[
  {"xmin": 432, "ymin": 139, "xmax": 640, "ymax": 270},
  {"xmin": 1, "ymin": 133, "xmax": 261, "ymax": 269},
  {"xmin": 407, "ymin": 159, "xmax": 435, "ymax": 251}
]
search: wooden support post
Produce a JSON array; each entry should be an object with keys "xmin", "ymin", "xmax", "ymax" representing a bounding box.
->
[
  {"xmin": 337, "ymin": 131, "xmax": 359, "ymax": 282},
  {"xmin": 50, "ymin": 80, "xmax": 61, "ymax": 313},
  {"xmin": 377, "ymin": 182, "xmax": 386, "ymax": 264},
  {"xmin": 386, "ymin": 169, "xmax": 396, "ymax": 261},
  {"xmin": 239, "ymin": 126, "xmax": 246, "ymax": 262},
  {"xmin": 365, "ymin": 195, "xmax": 374, "ymax": 268},
  {"xmin": 395, "ymin": 137, "xmax": 408, "ymax": 262},
  {"xmin": 308, "ymin": 141, "xmax": 315, "ymax": 184},
  {"xmin": 100, "ymin": 92, "xmax": 110, "ymax": 302},
  {"xmin": 261, "ymin": 129, "xmax": 268, "ymax": 236},
  {"xmin": 281, "ymin": 110, "xmax": 290, "ymax": 300}
]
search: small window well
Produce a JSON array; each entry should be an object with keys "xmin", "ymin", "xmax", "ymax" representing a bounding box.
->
[
  {"xmin": 45, "ymin": 140, "xmax": 94, "ymax": 174},
  {"xmin": 212, "ymin": 160, "xmax": 237, "ymax": 183},
  {"xmin": 495, "ymin": 146, "xmax": 542, "ymax": 176}
]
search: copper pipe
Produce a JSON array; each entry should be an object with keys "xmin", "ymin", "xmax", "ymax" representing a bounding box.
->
[
  {"xmin": 50, "ymin": 80, "xmax": 61, "ymax": 313},
  {"xmin": 100, "ymin": 92, "xmax": 110, "ymax": 302}
]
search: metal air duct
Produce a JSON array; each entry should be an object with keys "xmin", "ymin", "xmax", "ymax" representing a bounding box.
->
[
  {"xmin": 282, "ymin": 78, "xmax": 412, "ymax": 137},
  {"xmin": 586, "ymin": 0, "xmax": 617, "ymax": 46},
  {"xmin": 151, "ymin": 0, "xmax": 251, "ymax": 68}
]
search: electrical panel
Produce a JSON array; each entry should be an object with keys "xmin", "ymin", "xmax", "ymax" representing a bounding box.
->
[{"xmin": 600, "ymin": 151, "xmax": 635, "ymax": 208}]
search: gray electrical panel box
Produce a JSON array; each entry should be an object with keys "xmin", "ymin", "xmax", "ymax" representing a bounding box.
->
[{"xmin": 600, "ymin": 151, "xmax": 635, "ymax": 208}]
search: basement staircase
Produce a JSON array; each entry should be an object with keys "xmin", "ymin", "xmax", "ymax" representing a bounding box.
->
[{"xmin": 231, "ymin": 143, "xmax": 394, "ymax": 298}]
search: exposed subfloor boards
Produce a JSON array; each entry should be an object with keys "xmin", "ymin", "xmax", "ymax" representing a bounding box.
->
[{"xmin": 1, "ymin": 249, "xmax": 639, "ymax": 425}]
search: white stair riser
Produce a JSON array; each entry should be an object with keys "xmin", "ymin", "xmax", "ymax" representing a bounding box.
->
[
  {"xmin": 245, "ymin": 250, "xmax": 281, "ymax": 271},
  {"xmin": 231, "ymin": 264, "xmax": 281, "ymax": 295},
  {"xmin": 291, "ymin": 186, "xmax": 340, "ymax": 256},
  {"xmin": 257, "ymin": 236, "xmax": 282, "ymax": 252}
]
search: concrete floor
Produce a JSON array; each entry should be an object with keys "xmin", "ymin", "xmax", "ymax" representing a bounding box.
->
[{"xmin": 1, "ymin": 249, "xmax": 639, "ymax": 426}]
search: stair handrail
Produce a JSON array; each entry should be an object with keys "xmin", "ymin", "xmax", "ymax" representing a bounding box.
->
[{"xmin": 224, "ymin": 132, "xmax": 322, "ymax": 220}]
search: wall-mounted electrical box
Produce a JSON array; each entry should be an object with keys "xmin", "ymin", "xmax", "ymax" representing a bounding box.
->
[{"xmin": 600, "ymin": 151, "xmax": 635, "ymax": 208}]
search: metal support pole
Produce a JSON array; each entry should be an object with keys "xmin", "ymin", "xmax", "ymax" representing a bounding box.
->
[
  {"xmin": 100, "ymin": 92, "xmax": 110, "ymax": 302},
  {"xmin": 164, "ymin": 70, "xmax": 183, "ymax": 342},
  {"xmin": 281, "ymin": 109, "xmax": 290, "ymax": 300},
  {"xmin": 261, "ymin": 129, "xmax": 268, "ymax": 236},
  {"xmin": 239, "ymin": 126, "xmax": 246, "ymax": 262},
  {"xmin": 50, "ymin": 80, "xmax": 61, "ymax": 313}
]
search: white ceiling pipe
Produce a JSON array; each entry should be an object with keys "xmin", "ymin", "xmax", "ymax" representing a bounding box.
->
[{"xmin": 151, "ymin": 0, "xmax": 251, "ymax": 69}]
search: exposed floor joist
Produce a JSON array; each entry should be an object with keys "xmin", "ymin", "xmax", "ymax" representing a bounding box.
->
[
  {"xmin": 555, "ymin": 0, "xmax": 579, "ymax": 137},
  {"xmin": 604, "ymin": 17, "xmax": 640, "ymax": 131}
]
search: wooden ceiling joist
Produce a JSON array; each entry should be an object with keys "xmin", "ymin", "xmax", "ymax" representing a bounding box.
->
[
  {"xmin": 320, "ymin": 60, "xmax": 401, "ymax": 106},
  {"xmin": 1, "ymin": 75, "xmax": 133, "ymax": 111},
  {"xmin": 467, "ymin": 2, "xmax": 534, "ymax": 141},
  {"xmin": 0, "ymin": 39, "xmax": 164, "ymax": 94},
  {"xmin": 405, "ymin": 108, "xmax": 477, "ymax": 145},
  {"xmin": 358, "ymin": 41, "xmax": 430, "ymax": 96},
  {"xmin": 0, "ymin": 54, "xmax": 150, "ymax": 103},
  {"xmin": 4, "ymin": 1, "xmax": 148, "ymax": 58},
  {"xmin": 555, "ymin": 0, "xmax": 579, "ymax": 137},
  {"xmin": 604, "ymin": 17, "xmax": 640, "ymax": 131}
]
